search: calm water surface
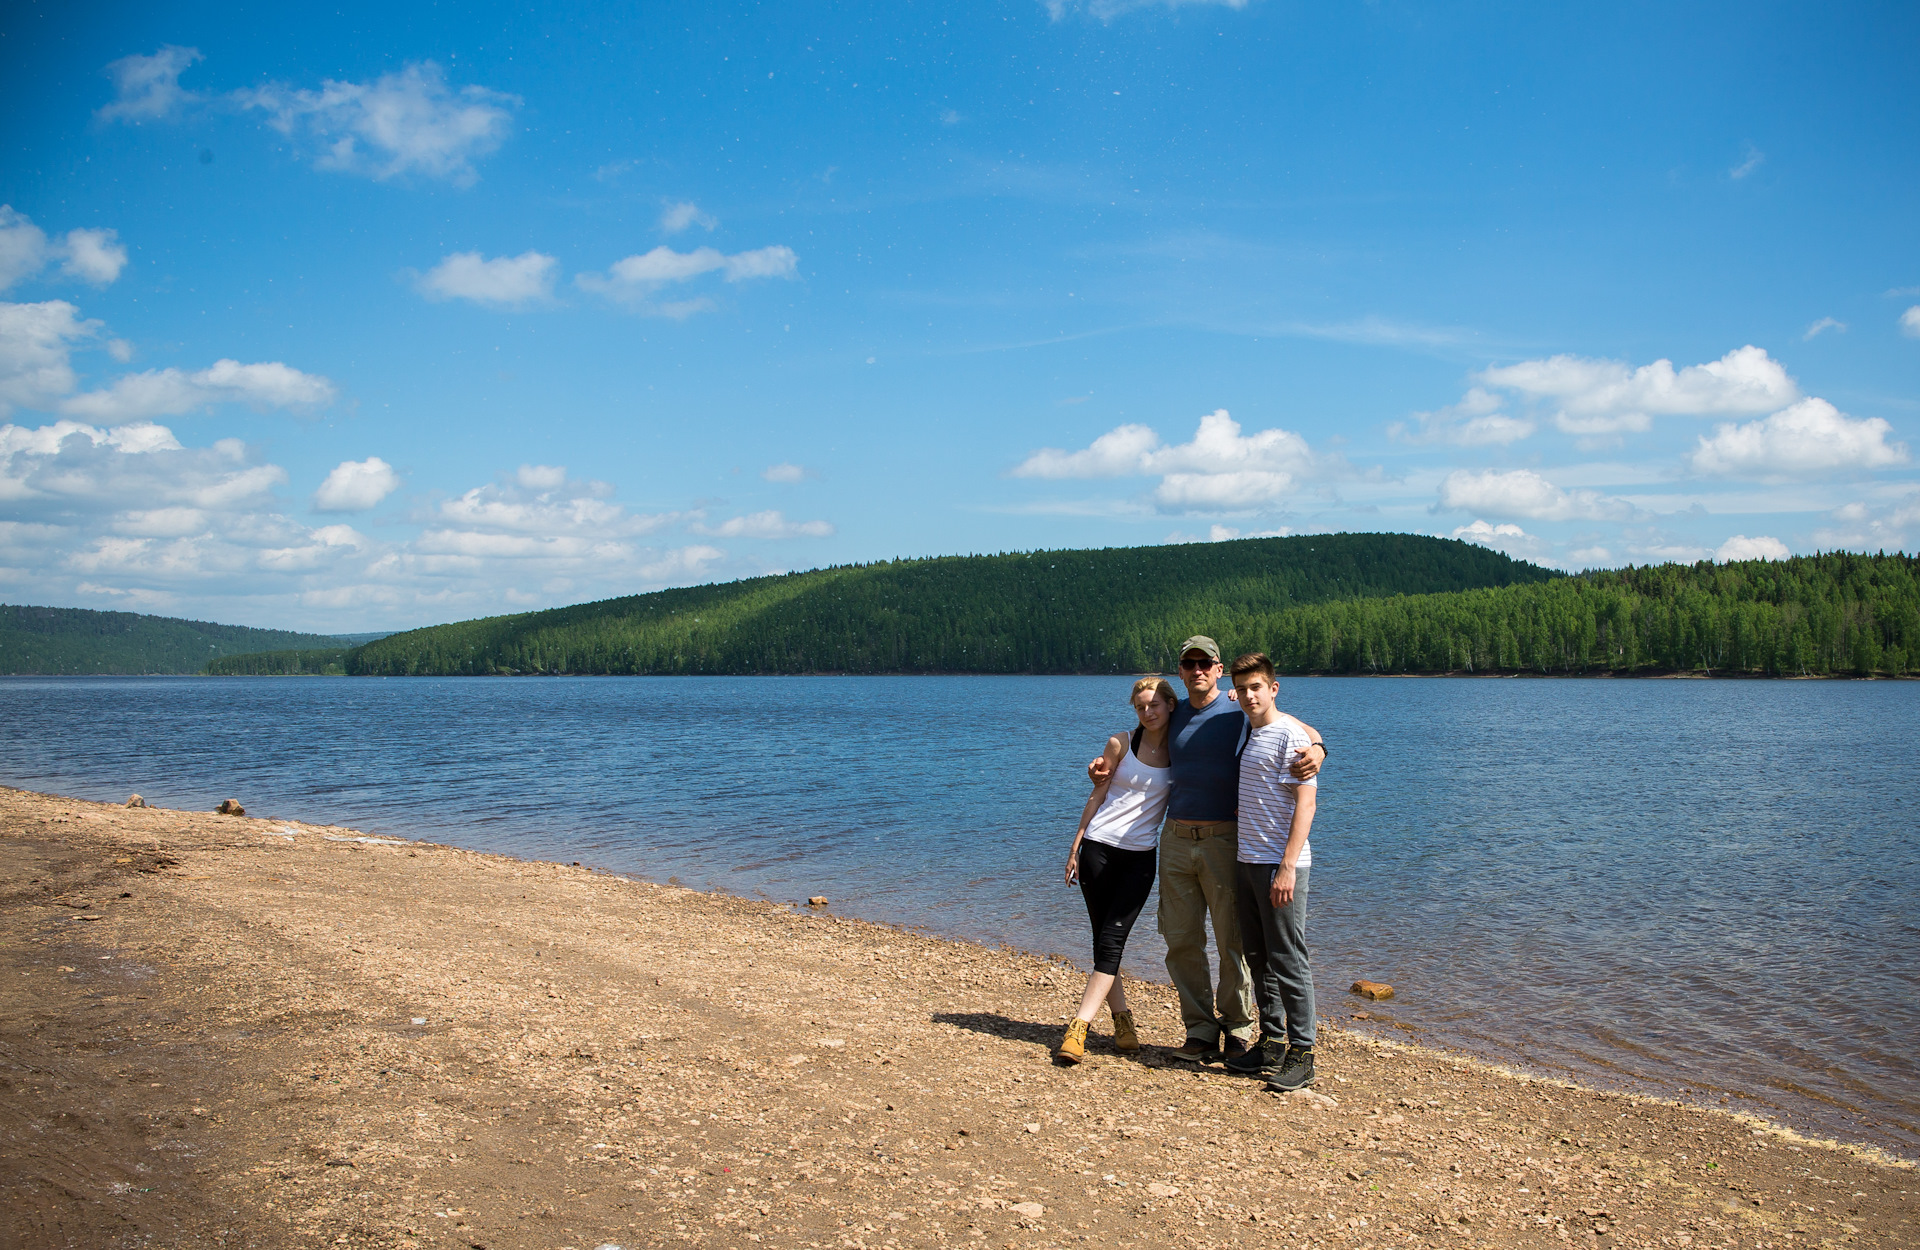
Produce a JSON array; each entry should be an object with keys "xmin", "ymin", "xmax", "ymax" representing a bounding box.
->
[{"xmin": 4, "ymin": 675, "xmax": 1916, "ymax": 1153}]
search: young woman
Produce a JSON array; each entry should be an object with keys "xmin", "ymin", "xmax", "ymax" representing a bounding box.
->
[{"xmin": 1055, "ymin": 676, "xmax": 1177, "ymax": 1064}]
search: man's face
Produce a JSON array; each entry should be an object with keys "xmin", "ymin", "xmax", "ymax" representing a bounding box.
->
[
  {"xmin": 1232, "ymin": 672, "xmax": 1276, "ymax": 717},
  {"xmin": 1179, "ymin": 650, "xmax": 1221, "ymax": 699}
]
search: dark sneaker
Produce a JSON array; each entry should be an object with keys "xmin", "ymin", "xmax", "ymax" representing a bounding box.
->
[
  {"xmin": 1223, "ymin": 1035, "xmax": 1285, "ymax": 1077},
  {"xmin": 1197, "ymin": 1034, "xmax": 1250, "ymax": 1065},
  {"xmin": 1265, "ymin": 1045, "xmax": 1316, "ymax": 1092}
]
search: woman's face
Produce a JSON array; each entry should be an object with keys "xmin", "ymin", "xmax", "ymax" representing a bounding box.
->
[{"xmin": 1133, "ymin": 689, "xmax": 1172, "ymax": 732}]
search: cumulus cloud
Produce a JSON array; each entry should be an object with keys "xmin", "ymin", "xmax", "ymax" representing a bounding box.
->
[
  {"xmin": 660, "ymin": 202, "xmax": 717, "ymax": 234},
  {"xmin": 1044, "ymin": 0, "xmax": 1250, "ymax": 19},
  {"xmin": 1715, "ymin": 535, "xmax": 1790, "ymax": 562},
  {"xmin": 762, "ymin": 462, "xmax": 814, "ymax": 483},
  {"xmin": 97, "ymin": 45, "xmax": 203, "ymax": 122},
  {"xmin": 415, "ymin": 250, "xmax": 557, "ymax": 307},
  {"xmin": 1013, "ymin": 409, "xmax": 1316, "ymax": 512},
  {"xmin": 236, "ymin": 62, "xmax": 517, "ymax": 185},
  {"xmin": 0, "ymin": 208, "xmax": 129, "ymax": 291},
  {"xmin": 575, "ymin": 245, "xmax": 799, "ymax": 311},
  {"xmin": 1391, "ymin": 387, "xmax": 1535, "ymax": 446},
  {"xmin": 313, "ymin": 457, "xmax": 402, "ymax": 512},
  {"xmin": 1478, "ymin": 345, "xmax": 1798, "ymax": 437},
  {"xmin": 691, "ymin": 510, "xmax": 834, "ymax": 539},
  {"xmin": 60, "ymin": 358, "xmax": 336, "ymax": 421},
  {"xmin": 1688, "ymin": 398, "xmax": 1908, "ymax": 478},
  {"xmin": 1437, "ymin": 468, "xmax": 1639, "ymax": 522},
  {"xmin": 0, "ymin": 300, "xmax": 99, "ymax": 414},
  {"xmin": 1452, "ymin": 519, "xmax": 1554, "ymax": 564},
  {"xmin": 1902, "ymin": 306, "xmax": 1920, "ymax": 339}
]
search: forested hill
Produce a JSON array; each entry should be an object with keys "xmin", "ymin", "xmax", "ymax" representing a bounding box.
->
[
  {"xmin": 0, "ymin": 605, "xmax": 354, "ymax": 675},
  {"xmin": 342, "ymin": 533, "xmax": 1553, "ymax": 676},
  {"xmin": 1261, "ymin": 551, "xmax": 1918, "ymax": 677}
]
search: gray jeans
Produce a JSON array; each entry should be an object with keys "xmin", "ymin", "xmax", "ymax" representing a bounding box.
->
[{"xmin": 1233, "ymin": 862, "xmax": 1315, "ymax": 1049}]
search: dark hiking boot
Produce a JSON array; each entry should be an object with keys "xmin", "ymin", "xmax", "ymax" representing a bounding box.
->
[
  {"xmin": 1265, "ymin": 1045, "xmax": 1317, "ymax": 1092},
  {"xmin": 1198, "ymin": 1033, "xmax": 1251, "ymax": 1065},
  {"xmin": 1223, "ymin": 1035, "xmax": 1286, "ymax": 1077}
]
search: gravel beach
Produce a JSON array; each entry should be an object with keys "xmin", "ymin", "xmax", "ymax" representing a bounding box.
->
[{"xmin": 2, "ymin": 785, "xmax": 1911, "ymax": 1249}]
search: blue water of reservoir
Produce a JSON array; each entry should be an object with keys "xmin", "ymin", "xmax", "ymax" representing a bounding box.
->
[{"xmin": 4, "ymin": 674, "xmax": 1916, "ymax": 1153}]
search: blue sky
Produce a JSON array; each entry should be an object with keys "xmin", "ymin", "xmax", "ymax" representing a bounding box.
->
[{"xmin": 2, "ymin": 0, "xmax": 1917, "ymax": 632}]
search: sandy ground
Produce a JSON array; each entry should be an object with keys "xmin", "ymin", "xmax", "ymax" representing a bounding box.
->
[{"xmin": 1, "ymin": 786, "xmax": 1912, "ymax": 1250}]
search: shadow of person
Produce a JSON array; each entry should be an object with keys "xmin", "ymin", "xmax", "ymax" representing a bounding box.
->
[{"xmin": 930, "ymin": 1012, "xmax": 1183, "ymax": 1068}]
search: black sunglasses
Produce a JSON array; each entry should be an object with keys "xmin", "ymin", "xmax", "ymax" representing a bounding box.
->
[{"xmin": 1178, "ymin": 656, "xmax": 1217, "ymax": 670}]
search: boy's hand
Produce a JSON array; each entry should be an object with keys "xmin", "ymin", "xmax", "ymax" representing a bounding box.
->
[
  {"xmin": 1087, "ymin": 756, "xmax": 1113, "ymax": 786},
  {"xmin": 1271, "ymin": 864, "xmax": 1297, "ymax": 907},
  {"xmin": 1288, "ymin": 743, "xmax": 1324, "ymax": 781}
]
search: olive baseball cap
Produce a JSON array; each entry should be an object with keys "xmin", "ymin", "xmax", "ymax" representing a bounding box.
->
[{"xmin": 1177, "ymin": 635, "xmax": 1221, "ymax": 663}]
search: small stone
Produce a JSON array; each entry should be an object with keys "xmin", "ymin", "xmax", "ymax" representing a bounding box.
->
[
  {"xmin": 1009, "ymin": 1202, "xmax": 1044, "ymax": 1219},
  {"xmin": 1350, "ymin": 980, "xmax": 1394, "ymax": 1001},
  {"xmin": 1352, "ymin": 1010, "xmax": 1371, "ymax": 1020},
  {"xmin": 1146, "ymin": 1182, "xmax": 1180, "ymax": 1198},
  {"xmin": 1023, "ymin": 1122, "xmax": 1040, "ymax": 1133},
  {"xmin": 806, "ymin": 896, "xmax": 829, "ymax": 907},
  {"xmin": 215, "ymin": 798, "xmax": 245, "ymax": 816},
  {"xmin": 126, "ymin": 794, "xmax": 145, "ymax": 808}
]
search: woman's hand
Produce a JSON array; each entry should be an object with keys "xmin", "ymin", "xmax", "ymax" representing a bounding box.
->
[{"xmin": 1065, "ymin": 847, "xmax": 1080, "ymax": 885}]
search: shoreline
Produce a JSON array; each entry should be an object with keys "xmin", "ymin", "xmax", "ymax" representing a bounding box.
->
[{"xmin": 3, "ymin": 784, "xmax": 1912, "ymax": 1248}]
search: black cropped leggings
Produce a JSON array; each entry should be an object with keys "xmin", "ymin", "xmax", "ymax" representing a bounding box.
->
[{"xmin": 1078, "ymin": 840, "xmax": 1157, "ymax": 976}]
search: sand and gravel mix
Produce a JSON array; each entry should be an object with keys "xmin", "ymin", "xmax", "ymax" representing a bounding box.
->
[{"xmin": 2, "ymin": 785, "xmax": 1912, "ymax": 1249}]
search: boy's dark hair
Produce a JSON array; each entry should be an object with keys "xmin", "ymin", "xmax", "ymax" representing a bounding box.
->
[{"xmin": 1229, "ymin": 651, "xmax": 1276, "ymax": 682}]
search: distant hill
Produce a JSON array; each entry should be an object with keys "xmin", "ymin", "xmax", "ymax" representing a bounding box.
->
[
  {"xmin": 0, "ymin": 605, "xmax": 357, "ymax": 675},
  {"xmin": 321, "ymin": 532, "xmax": 1554, "ymax": 676}
]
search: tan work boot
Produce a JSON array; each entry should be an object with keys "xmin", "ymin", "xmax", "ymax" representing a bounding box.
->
[
  {"xmin": 1110, "ymin": 1009, "xmax": 1140, "ymax": 1052},
  {"xmin": 1055, "ymin": 1018, "xmax": 1089, "ymax": 1064}
]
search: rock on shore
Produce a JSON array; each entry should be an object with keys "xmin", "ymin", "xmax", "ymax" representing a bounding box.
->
[{"xmin": 0, "ymin": 785, "xmax": 1911, "ymax": 1249}]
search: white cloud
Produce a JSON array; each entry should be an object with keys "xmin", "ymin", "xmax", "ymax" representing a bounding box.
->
[
  {"xmin": 0, "ymin": 300, "xmax": 99, "ymax": 414},
  {"xmin": 1814, "ymin": 491, "xmax": 1920, "ymax": 551},
  {"xmin": 691, "ymin": 510, "xmax": 834, "ymax": 539},
  {"xmin": 660, "ymin": 202, "xmax": 717, "ymax": 234},
  {"xmin": 1803, "ymin": 317, "xmax": 1846, "ymax": 340},
  {"xmin": 1478, "ymin": 345, "xmax": 1799, "ymax": 436},
  {"xmin": 1012, "ymin": 409, "xmax": 1316, "ymax": 512},
  {"xmin": 0, "ymin": 208, "xmax": 128, "ymax": 291},
  {"xmin": 1715, "ymin": 535, "xmax": 1790, "ymax": 562},
  {"xmin": 61, "ymin": 358, "xmax": 336, "ymax": 421},
  {"xmin": 1045, "ymin": 0, "xmax": 1250, "ymax": 20},
  {"xmin": 1688, "ymin": 398, "xmax": 1908, "ymax": 478},
  {"xmin": 1451, "ymin": 518, "xmax": 1554, "ymax": 563},
  {"xmin": 1437, "ymin": 468, "xmax": 1640, "ymax": 522},
  {"xmin": 575, "ymin": 244, "xmax": 800, "ymax": 310},
  {"xmin": 516, "ymin": 463, "xmax": 568, "ymax": 491},
  {"xmin": 97, "ymin": 46, "xmax": 203, "ymax": 122},
  {"xmin": 236, "ymin": 62, "xmax": 517, "ymax": 186},
  {"xmin": 1729, "ymin": 144, "xmax": 1765, "ymax": 180},
  {"xmin": 415, "ymin": 250, "xmax": 557, "ymax": 306},
  {"xmin": 313, "ymin": 457, "xmax": 402, "ymax": 512},
  {"xmin": 1391, "ymin": 387, "xmax": 1536, "ymax": 446},
  {"xmin": 1901, "ymin": 306, "xmax": 1920, "ymax": 339},
  {"xmin": 762, "ymin": 462, "xmax": 813, "ymax": 483},
  {"xmin": 1164, "ymin": 523, "xmax": 1291, "ymax": 543}
]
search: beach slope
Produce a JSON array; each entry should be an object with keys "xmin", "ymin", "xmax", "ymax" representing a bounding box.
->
[{"xmin": 1, "ymin": 787, "xmax": 1910, "ymax": 1248}]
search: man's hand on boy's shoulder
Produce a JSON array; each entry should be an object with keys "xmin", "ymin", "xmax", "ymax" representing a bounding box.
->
[{"xmin": 1288, "ymin": 740, "xmax": 1325, "ymax": 781}]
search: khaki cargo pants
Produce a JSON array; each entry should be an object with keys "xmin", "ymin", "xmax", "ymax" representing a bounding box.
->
[{"xmin": 1157, "ymin": 817, "xmax": 1255, "ymax": 1045}]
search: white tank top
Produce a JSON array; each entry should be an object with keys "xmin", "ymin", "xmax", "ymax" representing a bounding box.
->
[{"xmin": 1084, "ymin": 741, "xmax": 1172, "ymax": 852}]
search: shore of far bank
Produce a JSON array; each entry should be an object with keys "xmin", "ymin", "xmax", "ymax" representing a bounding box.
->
[{"xmin": 2, "ymin": 785, "xmax": 1913, "ymax": 1249}]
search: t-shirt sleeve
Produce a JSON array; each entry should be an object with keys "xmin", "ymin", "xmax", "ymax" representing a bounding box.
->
[{"xmin": 1283, "ymin": 719, "xmax": 1317, "ymax": 788}]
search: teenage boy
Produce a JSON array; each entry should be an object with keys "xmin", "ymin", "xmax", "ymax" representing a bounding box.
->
[
  {"xmin": 1091, "ymin": 636, "xmax": 1326, "ymax": 1058},
  {"xmin": 1221, "ymin": 651, "xmax": 1320, "ymax": 1091}
]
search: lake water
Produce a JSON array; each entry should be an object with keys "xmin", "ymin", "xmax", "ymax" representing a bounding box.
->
[{"xmin": 4, "ymin": 674, "xmax": 1916, "ymax": 1154}]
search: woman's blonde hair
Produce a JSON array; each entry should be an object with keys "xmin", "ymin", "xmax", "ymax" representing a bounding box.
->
[{"xmin": 1130, "ymin": 676, "xmax": 1177, "ymax": 708}]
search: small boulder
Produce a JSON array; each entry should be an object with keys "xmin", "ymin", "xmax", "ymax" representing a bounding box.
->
[
  {"xmin": 1351, "ymin": 980, "xmax": 1394, "ymax": 1001},
  {"xmin": 215, "ymin": 798, "xmax": 245, "ymax": 816},
  {"xmin": 806, "ymin": 896, "xmax": 829, "ymax": 907},
  {"xmin": 1009, "ymin": 1202, "xmax": 1044, "ymax": 1219},
  {"xmin": 126, "ymin": 794, "xmax": 145, "ymax": 808}
]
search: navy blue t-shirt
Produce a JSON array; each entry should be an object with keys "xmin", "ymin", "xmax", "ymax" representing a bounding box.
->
[{"xmin": 1167, "ymin": 693, "xmax": 1246, "ymax": 821}]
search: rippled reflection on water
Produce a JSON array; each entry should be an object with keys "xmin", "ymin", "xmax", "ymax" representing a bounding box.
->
[{"xmin": 3, "ymin": 674, "xmax": 1915, "ymax": 1152}]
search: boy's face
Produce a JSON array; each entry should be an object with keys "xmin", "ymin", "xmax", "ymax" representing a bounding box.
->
[{"xmin": 1232, "ymin": 672, "xmax": 1276, "ymax": 716}]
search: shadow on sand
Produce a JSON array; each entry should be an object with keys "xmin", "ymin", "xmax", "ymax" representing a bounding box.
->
[{"xmin": 930, "ymin": 1011, "xmax": 1189, "ymax": 1068}]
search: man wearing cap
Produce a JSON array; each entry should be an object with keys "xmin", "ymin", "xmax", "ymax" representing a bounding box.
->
[{"xmin": 1094, "ymin": 635, "xmax": 1326, "ymax": 1057}]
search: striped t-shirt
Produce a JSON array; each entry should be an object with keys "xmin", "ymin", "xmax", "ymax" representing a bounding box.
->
[{"xmin": 1236, "ymin": 715, "xmax": 1317, "ymax": 866}]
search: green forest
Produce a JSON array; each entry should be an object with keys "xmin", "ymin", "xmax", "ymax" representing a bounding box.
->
[
  {"xmin": 0, "ymin": 604, "xmax": 355, "ymax": 675},
  {"xmin": 1261, "ymin": 551, "xmax": 1918, "ymax": 677},
  {"xmin": 243, "ymin": 532, "xmax": 1550, "ymax": 676}
]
